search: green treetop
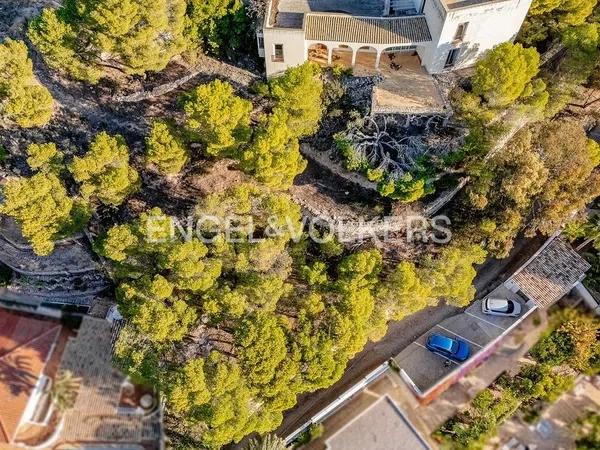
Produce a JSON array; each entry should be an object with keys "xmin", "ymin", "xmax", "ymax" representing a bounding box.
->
[
  {"xmin": 29, "ymin": 0, "xmax": 187, "ymax": 82},
  {"xmin": 182, "ymin": 79, "xmax": 252, "ymax": 157},
  {"xmin": 0, "ymin": 38, "xmax": 53, "ymax": 128},
  {"xmin": 70, "ymin": 132, "xmax": 140, "ymax": 206},
  {"xmin": 26, "ymin": 143, "xmax": 64, "ymax": 173},
  {"xmin": 472, "ymin": 42, "xmax": 541, "ymax": 108},
  {"xmin": 421, "ymin": 244, "xmax": 487, "ymax": 307},
  {"xmin": 0, "ymin": 172, "xmax": 86, "ymax": 255},
  {"xmin": 241, "ymin": 108, "xmax": 307, "ymax": 189},
  {"xmin": 269, "ymin": 62, "xmax": 324, "ymax": 138},
  {"xmin": 185, "ymin": 0, "xmax": 244, "ymax": 53},
  {"xmin": 145, "ymin": 121, "xmax": 189, "ymax": 175}
]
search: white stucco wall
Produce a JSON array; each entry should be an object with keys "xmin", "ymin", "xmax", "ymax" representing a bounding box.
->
[
  {"xmin": 420, "ymin": 0, "xmax": 533, "ymax": 73},
  {"xmin": 263, "ymin": 27, "xmax": 306, "ymax": 77}
]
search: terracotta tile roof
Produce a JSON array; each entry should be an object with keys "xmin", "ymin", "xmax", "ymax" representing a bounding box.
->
[
  {"xmin": 510, "ymin": 237, "xmax": 590, "ymax": 308},
  {"xmin": 56, "ymin": 317, "xmax": 163, "ymax": 449},
  {"xmin": 0, "ymin": 310, "xmax": 61, "ymax": 443},
  {"xmin": 304, "ymin": 14, "xmax": 432, "ymax": 45}
]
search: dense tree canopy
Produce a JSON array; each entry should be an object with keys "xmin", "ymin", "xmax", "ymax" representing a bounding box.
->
[
  {"xmin": 95, "ymin": 175, "xmax": 485, "ymax": 448},
  {"xmin": 185, "ymin": 0, "xmax": 246, "ymax": 53},
  {"xmin": 0, "ymin": 172, "xmax": 87, "ymax": 255},
  {"xmin": 0, "ymin": 39, "xmax": 53, "ymax": 127},
  {"xmin": 182, "ymin": 79, "xmax": 252, "ymax": 157},
  {"xmin": 29, "ymin": 0, "xmax": 188, "ymax": 82},
  {"xmin": 269, "ymin": 62, "xmax": 324, "ymax": 138},
  {"xmin": 26, "ymin": 142, "xmax": 63, "ymax": 173},
  {"xmin": 459, "ymin": 120, "xmax": 600, "ymax": 257},
  {"xmin": 70, "ymin": 132, "xmax": 140, "ymax": 206},
  {"xmin": 472, "ymin": 42, "xmax": 542, "ymax": 108},
  {"xmin": 145, "ymin": 121, "xmax": 189, "ymax": 174},
  {"xmin": 241, "ymin": 108, "xmax": 307, "ymax": 189}
]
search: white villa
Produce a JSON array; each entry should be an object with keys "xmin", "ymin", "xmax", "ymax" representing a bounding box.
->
[{"xmin": 258, "ymin": 0, "xmax": 533, "ymax": 77}]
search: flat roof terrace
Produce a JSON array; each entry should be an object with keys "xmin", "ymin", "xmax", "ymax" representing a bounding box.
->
[
  {"xmin": 277, "ymin": 0, "xmax": 386, "ymax": 15},
  {"xmin": 441, "ymin": 0, "xmax": 510, "ymax": 10},
  {"xmin": 272, "ymin": 0, "xmax": 386, "ymax": 28}
]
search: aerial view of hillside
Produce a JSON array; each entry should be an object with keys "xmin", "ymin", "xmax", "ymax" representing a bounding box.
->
[{"xmin": 0, "ymin": 0, "xmax": 600, "ymax": 449}]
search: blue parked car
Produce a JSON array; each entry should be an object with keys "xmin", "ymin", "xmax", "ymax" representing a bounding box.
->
[{"xmin": 425, "ymin": 333, "xmax": 470, "ymax": 362}]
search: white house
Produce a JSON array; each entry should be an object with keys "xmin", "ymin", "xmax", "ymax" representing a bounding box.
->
[{"xmin": 258, "ymin": 0, "xmax": 533, "ymax": 77}]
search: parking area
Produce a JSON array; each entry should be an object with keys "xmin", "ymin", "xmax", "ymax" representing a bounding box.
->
[{"xmin": 392, "ymin": 284, "xmax": 535, "ymax": 395}]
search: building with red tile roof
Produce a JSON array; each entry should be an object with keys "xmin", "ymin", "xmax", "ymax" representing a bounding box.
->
[{"xmin": 0, "ymin": 309, "xmax": 62, "ymax": 444}]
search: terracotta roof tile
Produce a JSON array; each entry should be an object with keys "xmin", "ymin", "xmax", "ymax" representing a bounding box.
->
[
  {"xmin": 510, "ymin": 237, "xmax": 590, "ymax": 308},
  {"xmin": 0, "ymin": 310, "xmax": 61, "ymax": 443},
  {"xmin": 305, "ymin": 14, "xmax": 432, "ymax": 45}
]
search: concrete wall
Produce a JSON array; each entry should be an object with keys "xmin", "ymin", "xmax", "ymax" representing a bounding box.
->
[
  {"xmin": 263, "ymin": 27, "xmax": 306, "ymax": 77},
  {"xmin": 421, "ymin": 0, "xmax": 533, "ymax": 73}
]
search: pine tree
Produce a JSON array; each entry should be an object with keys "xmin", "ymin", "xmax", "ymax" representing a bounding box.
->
[
  {"xmin": 145, "ymin": 121, "xmax": 189, "ymax": 174},
  {"xmin": 182, "ymin": 79, "xmax": 252, "ymax": 157},
  {"xmin": 29, "ymin": 0, "xmax": 187, "ymax": 82},
  {"xmin": 241, "ymin": 108, "xmax": 307, "ymax": 189},
  {"xmin": 26, "ymin": 142, "xmax": 63, "ymax": 173},
  {"xmin": 0, "ymin": 173, "xmax": 82, "ymax": 255},
  {"xmin": 472, "ymin": 42, "xmax": 541, "ymax": 108},
  {"xmin": 70, "ymin": 132, "xmax": 140, "ymax": 206},
  {"xmin": 0, "ymin": 39, "xmax": 53, "ymax": 127},
  {"xmin": 268, "ymin": 62, "xmax": 324, "ymax": 138}
]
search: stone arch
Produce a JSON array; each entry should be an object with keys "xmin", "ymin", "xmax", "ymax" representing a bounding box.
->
[
  {"xmin": 307, "ymin": 43, "xmax": 329, "ymax": 66},
  {"xmin": 354, "ymin": 45, "xmax": 379, "ymax": 68},
  {"xmin": 331, "ymin": 44, "xmax": 353, "ymax": 68},
  {"xmin": 380, "ymin": 45, "xmax": 419, "ymax": 70}
]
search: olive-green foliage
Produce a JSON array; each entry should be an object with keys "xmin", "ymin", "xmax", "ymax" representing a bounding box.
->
[
  {"xmin": 268, "ymin": 62, "xmax": 324, "ymax": 138},
  {"xmin": 529, "ymin": 0, "xmax": 596, "ymax": 27},
  {"xmin": 0, "ymin": 38, "xmax": 53, "ymax": 127},
  {"xmin": 459, "ymin": 120, "xmax": 600, "ymax": 257},
  {"xmin": 437, "ymin": 360, "xmax": 574, "ymax": 449},
  {"xmin": 0, "ymin": 172, "xmax": 88, "ymax": 255},
  {"xmin": 185, "ymin": 0, "xmax": 249, "ymax": 54},
  {"xmin": 145, "ymin": 121, "xmax": 189, "ymax": 174},
  {"xmin": 102, "ymin": 180, "xmax": 483, "ymax": 448},
  {"xmin": 70, "ymin": 132, "xmax": 140, "ymax": 206},
  {"xmin": 182, "ymin": 79, "xmax": 252, "ymax": 157},
  {"xmin": 26, "ymin": 143, "xmax": 63, "ymax": 173},
  {"xmin": 421, "ymin": 244, "xmax": 487, "ymax": 307},
  {"xmin": 531, "ymin": 308, "xmax": 600, "ymax": 372},
  {"xmin": 241, "ymin": 108, "xmax": 307, "ymax": 189},
  {"xmin": 574, "ymin": 411, "xmax": 600, "ymax": 450},
  {"xmin": 435, "ymin": 387, "xmax": 520, "ymax": 450},
  {"xmin": 472, "ymin": 42, "xmax": 542, "ymax": 108},
  {"xmin": 510, "ymin": 363, "xmax": 575, "ymax": 403},
  {"xmin": 544, "ymin": 22, "xmax": 600, "ymax": 116},
  {"xmin": 179, "ymin": 65, "xmax": 323, "ymax": 189},
  {"xmin": 29, "ymin": 0, "xmax": 187, "ymax": 82}
]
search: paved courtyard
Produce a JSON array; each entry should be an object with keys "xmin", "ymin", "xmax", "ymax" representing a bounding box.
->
[
  {"xmin": 310, "ymin": 50, "xmax": 447, "ymax": 114},
  {"xmin": 361, "ymin": 53, "xmax": 447, "ymax": 114}
]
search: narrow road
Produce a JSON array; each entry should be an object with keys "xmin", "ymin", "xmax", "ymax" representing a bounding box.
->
[{"xmin": 275, "ymin": 233, "xmax": 546, "ymax": 438}]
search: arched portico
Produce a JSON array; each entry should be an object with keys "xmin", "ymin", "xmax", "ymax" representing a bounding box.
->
[
  {"xmin": 354, "ymin": 46, "xmax": 379, "ymax": 68},
  {"xmin": 307, "ymin": 43, "xmax": 329, "ymax": 66},
  {"xmin": 327, "ymin": 44, "xmax": 354, "ymax": 68}
]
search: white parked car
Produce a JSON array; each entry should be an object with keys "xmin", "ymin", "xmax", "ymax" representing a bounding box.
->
[{"xmin": 482, "ymin": 298, "xmax": 522, "ymax": 317}]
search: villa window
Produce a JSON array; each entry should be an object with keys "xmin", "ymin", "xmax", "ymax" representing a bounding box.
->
[
  {"xmin": 454, "ymin": 22, "xmax": 468, "ymax": 41},
  {"xmin": 445, "ymin": 48, "xmax": 460, "ymax": 68},
  {"xmin": 272, "ymin": 44, "xmax": 284, "ymax": 62}
]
